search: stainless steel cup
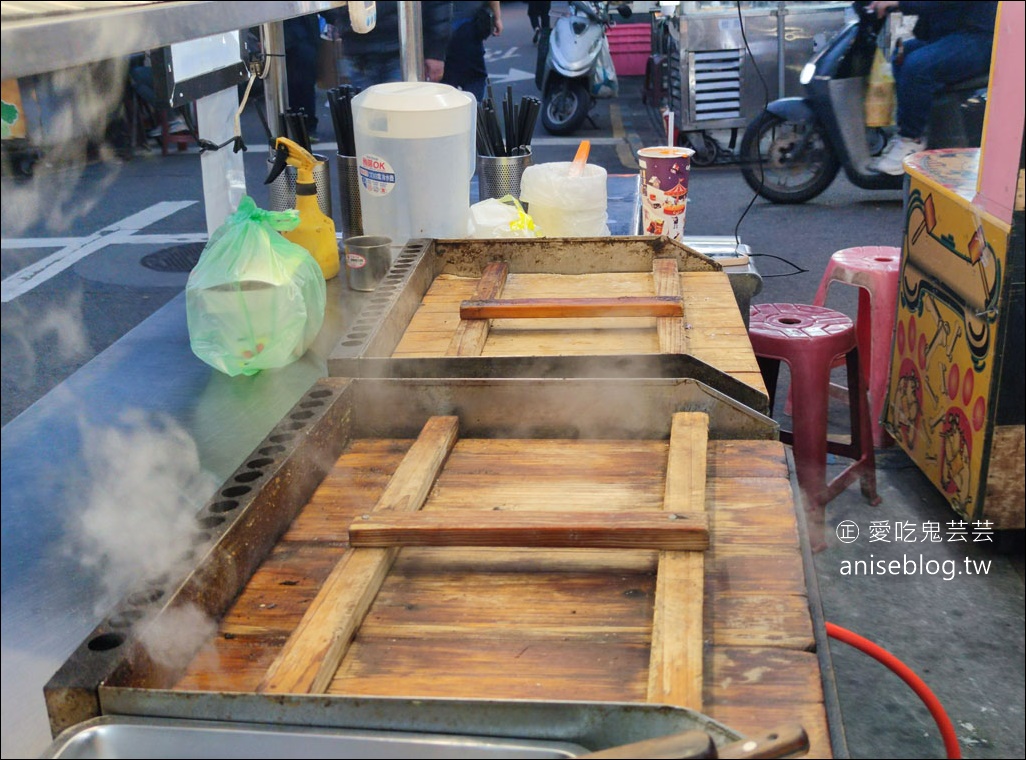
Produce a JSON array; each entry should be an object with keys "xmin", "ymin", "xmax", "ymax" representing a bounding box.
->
[{"xmin": 344, "ymin": 235, "xmax": 392, "ymax": 291}]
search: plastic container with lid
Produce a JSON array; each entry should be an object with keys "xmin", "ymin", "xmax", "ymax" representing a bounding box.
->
[
  {"xmin": 519, "ymin": 161, "xmax": 609, "ymax": 237},
  {"xmin": 352, "ymin": 82, "xmax": 476, "ymax": 245}
]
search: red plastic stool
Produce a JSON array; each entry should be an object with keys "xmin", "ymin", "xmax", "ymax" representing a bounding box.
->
[
  {"xmin": 749, "ymin": 303, "xmax": 880, "ymax": 551},
  {"xmin": 813, "ymin": 246, "xmax": 901, "ymax": 448}
]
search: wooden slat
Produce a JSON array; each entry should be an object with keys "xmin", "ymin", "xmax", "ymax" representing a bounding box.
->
[
  {"xmin": 172, "ymin": 432, "xmax": 825, "ymax": 753},
  {"xmin": 653, "ymin": 258, "xmax": 685, "ymax": 354},
  {"xmin": 446, "ymin": 261, "xmax": 509, "ymax": 356},
  {"xmin": 459, "ymin": 296, "xmax": 684, "ymax": 320},
  {"xmin": 258, "ymin": 416, "xmax": 459, "ymax": 694},
  {"xmin": 348, "ymin": 510, "xmax": 709, "ymax": 550},
  {"xmin": 648, "ymin": 412, "xmax": 708, "ymax": 711},
  {"xmin": 330, "ymin": 637, "xmax": 652, "ymax": 702}
]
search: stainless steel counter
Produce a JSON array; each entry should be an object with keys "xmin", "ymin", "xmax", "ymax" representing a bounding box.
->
[{"xmin": 1, "ymin": 186, "xmax": 761, "ymax": 757}]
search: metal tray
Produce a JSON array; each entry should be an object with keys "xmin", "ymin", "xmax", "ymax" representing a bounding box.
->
[
  {"xmin": 328, "ymin": 236, "xmax": 714, "ymax": 361},
  {"xmin": 44, "ymin": 696, "xmax": 744, "ymax": 759},
  {"xmin": 44, "ymin": 377, "xmax": 774, "ymax": 741},
  {"xmin": 43, "ymin": 715, "xmax": 588, "ymax": 759}
]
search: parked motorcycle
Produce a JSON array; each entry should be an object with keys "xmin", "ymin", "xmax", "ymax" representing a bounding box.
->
[
  {"xmin": 536, "ymin": 1, "xmax": 632, "ymax": 136},
  {"xmin": 740, "ymin": 2, "xmax": 988, "ymax": 204}
]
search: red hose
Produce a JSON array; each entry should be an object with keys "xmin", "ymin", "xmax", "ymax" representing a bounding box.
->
[{"xmin": 826, "ymin": 621, "xmax": 961, "ymax": 759}]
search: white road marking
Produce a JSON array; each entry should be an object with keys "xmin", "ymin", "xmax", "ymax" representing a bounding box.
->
[
  {"xmin": 485, "ymin": 47, "xmax": 522, "ymax": 62},
  {"xmin": 1, "ymin": 233, "xmax": 209, "ymax": 250},
  {"xmin": 1, "ymin": 201, "xmax": 197, "ymax": 303},
  {"xmin": 1, "ymin": 238, "xmax": 83, "ymax": 249},
  {"xmin": 488, "ymin": 67, "xmax": 535, "ymax": 84}
]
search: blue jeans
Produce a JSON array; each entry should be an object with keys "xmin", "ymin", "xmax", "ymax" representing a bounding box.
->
[
  {"xmin": 339, "ymin": 55, "xmax": 403, "ymax": 91},
  {"xmin": 893, "ymin": 33, "xmax": 992, "ymax": 139},
  {"xmin": 441, "ymin": 18, "xmax": 487, "ymax": 101}
]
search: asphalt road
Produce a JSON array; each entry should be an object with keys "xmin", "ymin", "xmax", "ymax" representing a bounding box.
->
[{"xmin": 0, "ymin": 3, "xmax": 905, "ymax": 427}]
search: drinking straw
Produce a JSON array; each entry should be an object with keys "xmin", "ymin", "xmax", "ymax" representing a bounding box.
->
[{"xmin": 568, "ymin": 140, "xmax": 591, "ymax": 177}]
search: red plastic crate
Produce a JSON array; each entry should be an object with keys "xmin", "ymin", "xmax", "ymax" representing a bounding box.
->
[{"xmin": 607, "ymin": 23, "xmax": 651, "ymax": 77}]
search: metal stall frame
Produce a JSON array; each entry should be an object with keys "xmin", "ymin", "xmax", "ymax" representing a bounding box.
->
[{"xmin": 652, "ymin": 1, "xmax": 849, "ymax": 163}]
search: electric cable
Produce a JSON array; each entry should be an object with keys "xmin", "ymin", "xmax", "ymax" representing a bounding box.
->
[
  {"xmin": 731, "ymin": 1, "xmax": 808, "ymax": 277},
  {"xmin": 826, "ymin": 622, "xmax": 962, "ymax": 760}
]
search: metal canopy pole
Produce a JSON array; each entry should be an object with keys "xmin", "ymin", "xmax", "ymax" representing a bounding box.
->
[
  {"xmin": 398, "ymin": 0, "xmax": 424, "ymax": 82},
  {"xmin": 261, "ymin": 20, "xmax": 289, "ymax": 145},
  {"xmin": 776, "ymin": 2, "xmax": 787, "ymax": 99}
]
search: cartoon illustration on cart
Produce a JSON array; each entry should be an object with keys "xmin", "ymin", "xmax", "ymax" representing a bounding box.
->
[
  {"xmin": 886, "ymin": 177, "xmax": 1010, "ymax": 521},
  {"xmin": 891, "ymin": 361, "xmax": 923, "ymax": 450},
  {"xmin": 937, "ymin": 409, "xmax": 973, "ymax": 511},
  {"xmin": 902, "ymin": 191, "xmax": 1000, "ymax": 367},
  {"xmin": 920, "ymin": 296, "xmax": 962, "ymax": 405}
]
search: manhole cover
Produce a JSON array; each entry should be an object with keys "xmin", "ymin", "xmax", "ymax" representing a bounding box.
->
[{"xmin": 140, "ymin": 242, "xmax": 205, "ymax": 272}]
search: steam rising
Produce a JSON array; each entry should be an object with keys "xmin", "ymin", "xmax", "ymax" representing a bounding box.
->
[
  {"xmin": 64, "ymin": 410, "xmax": 218, "ymax": 621},
  {"xmin": 137, "ymin": 602, "xmax": 219, "ymax": 674}
]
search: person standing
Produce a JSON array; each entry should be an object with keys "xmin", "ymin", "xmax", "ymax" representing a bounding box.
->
[
  {"xmin": 868, "ymin": 0, "xmax": 998, "ymax": 175},
  {"xmin": 283, "ymin": 13, "xmax": 322, "ymax": 138},
  {"xmin": 528, "ymin": 1, "xmax": 552, "ymax": 44},
  {"xmin": 331, "ymin": 1, "xmax": 454, "ymax": 89},
  {"xmin": 442, "ymin": 1, "xmax": 503, "ymax": 101}
]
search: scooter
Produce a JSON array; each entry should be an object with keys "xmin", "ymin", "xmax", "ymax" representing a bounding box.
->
[
  {"xmin": 536, "ymin": 1, "xmax": 632, "ymax": 136},
  {"xmin": 739, "ymin": 2, "xmax": 988, "ymax": 204}
]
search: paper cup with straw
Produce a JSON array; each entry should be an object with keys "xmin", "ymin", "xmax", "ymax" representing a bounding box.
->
[{"xmin": 637, "ymin": 146, "xmax": 694, "ymax": 242}]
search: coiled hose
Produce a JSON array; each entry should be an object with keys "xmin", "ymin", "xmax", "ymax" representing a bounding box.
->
[{"xmin": 826, "ymin": 622, "xmax": 961, "ymax": 759}]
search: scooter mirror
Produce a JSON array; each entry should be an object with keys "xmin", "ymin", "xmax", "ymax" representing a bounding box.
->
[{"xmin": 617, "ymin": 4, "xmax": 633, "ymax": 19}]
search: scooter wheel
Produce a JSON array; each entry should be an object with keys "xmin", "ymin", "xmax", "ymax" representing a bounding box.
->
[
  {"xmin": 683, "ymin": 132, "xmax": 718, "ymax": 167},
  {"xmin": 740, "ymin": 110, "xmax": 839, "ymax": 204},
  {"xmin": 541, "ymin": 78, "xmax": 591, "ymax": 136}
]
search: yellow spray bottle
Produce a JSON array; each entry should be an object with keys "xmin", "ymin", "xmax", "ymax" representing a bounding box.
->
[{"xmin": 264, "ymin": 137, "xmax": 340, "ymax": 279}]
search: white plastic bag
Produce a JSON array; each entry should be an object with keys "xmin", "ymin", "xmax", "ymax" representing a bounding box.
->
[
  {"xmin": 468, "ymin": 195, "xmax": 538, "ymax": 238},
  {"xmin": 590, "ymin": 38, "xmax": 618, "ymax": 98},
  {"xmin": 519, "ymin": 162, "xmax": 609, "ymax": 237}
]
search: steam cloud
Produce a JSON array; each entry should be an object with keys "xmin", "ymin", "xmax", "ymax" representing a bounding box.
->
[{"xmin": 63, "ymin": 409, "xmax": 220, "ymax": 664}]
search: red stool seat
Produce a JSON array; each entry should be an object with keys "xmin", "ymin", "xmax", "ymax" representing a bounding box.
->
[
  {"xmin": 812, "ymin": 246, "xmax": 901, "ymax": 447},
  {"xmin": 749, "ymin": 303, "xmax": 880, "ymax": 551}
]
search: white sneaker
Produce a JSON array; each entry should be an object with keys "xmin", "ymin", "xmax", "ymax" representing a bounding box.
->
[
  {"xmin": 146, "ymin": 118, "xmax": 187, "ymax": 138},
  {"xmin": 870, "ymin": 134, "xmax": 927, "ymax": 175}
]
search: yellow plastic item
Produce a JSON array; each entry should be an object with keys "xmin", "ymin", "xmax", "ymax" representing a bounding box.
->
[{"xmin": 270, "ymin": 137, "xmax": 340, "ymax": 280}]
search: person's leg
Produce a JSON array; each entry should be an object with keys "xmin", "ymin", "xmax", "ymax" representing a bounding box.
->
[
  {"xmin": 873, "ymin": 32, "xmax": 993, "ymax": 174},
  {"xmin": 339, "ymin": 55, "xmax": 402, "ymax": 90},
  {"xmin": 441, "ymin": 21, "xmax": 487, "ymax": 97},
  {"xmin": 895, "ymin": 33, "xmax": 993, "ymax": 140}
]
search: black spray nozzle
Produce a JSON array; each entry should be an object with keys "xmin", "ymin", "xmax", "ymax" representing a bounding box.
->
[{"xmin": 264, "ymin": 143, "xmax": 290, "ymax": 184}]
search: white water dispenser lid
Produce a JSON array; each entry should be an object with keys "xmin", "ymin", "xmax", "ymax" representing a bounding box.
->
[{"xmin": 352, "ymin": 82, "xmax": 475, "ymax": 139}]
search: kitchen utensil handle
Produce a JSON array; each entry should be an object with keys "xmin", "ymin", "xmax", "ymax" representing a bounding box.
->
[
  {"xmin": 717, "ymin": 724, "xmax": 809, "ymax": 759},
  {"xmin": 574, "ymin": 724, "xmax": 808, "ymax": 760}
]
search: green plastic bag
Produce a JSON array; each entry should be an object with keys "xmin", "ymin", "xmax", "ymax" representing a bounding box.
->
[{"xmin": 186, "ymin": 196, "xmax": 327, "ymax": 377}]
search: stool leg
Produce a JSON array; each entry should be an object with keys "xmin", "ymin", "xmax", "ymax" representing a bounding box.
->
[
  {"xmin": 788, "ymin": 356, "xmax": 833, "ymax": 552},
  {"xmin": 757, "ymin": 356, "xmax": 781, "ymax": 414},
  {"xmin": 866, "ymin": 280, "xmax": 898, "ymax": 448},
  {"xmin": 822, "ymin": 347, "xmax": 881, "ymax": 507},
  {"xmin": 846, "ymin": 348, "xmax": 880, "ymax": 505}
]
